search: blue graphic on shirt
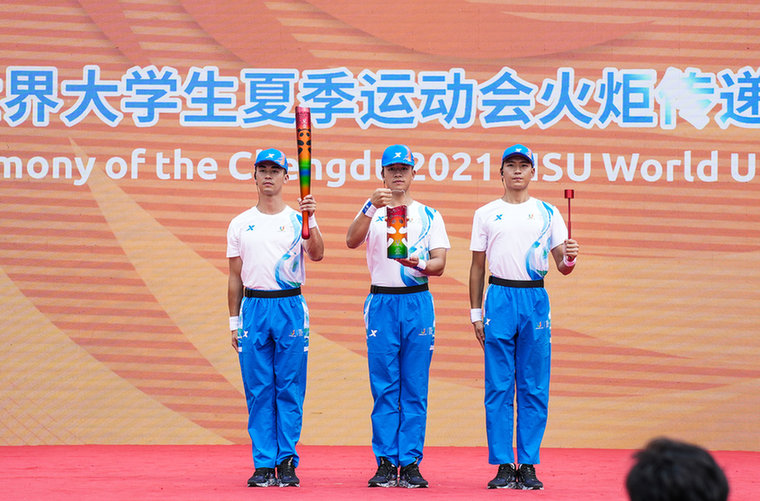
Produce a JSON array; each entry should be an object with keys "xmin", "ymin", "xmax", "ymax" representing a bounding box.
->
[
  {"xmin": 399, "ymin": 204, "xmax": 435, "ymax": 286},
  {"xmin": 274, "ymin": 212, "xmax": 303, "ymax": 289},
  {"xmin": 525, "ymin": 201, "xmax": 554, "ymax": 280}
]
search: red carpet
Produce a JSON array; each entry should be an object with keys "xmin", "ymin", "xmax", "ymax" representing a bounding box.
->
[{"xmin": 1, "ymin": 445, "xmax": 757, "ymax": 500}]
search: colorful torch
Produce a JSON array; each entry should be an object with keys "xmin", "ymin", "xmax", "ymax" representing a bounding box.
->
[
  {"xmin": 295, "ymin": 106, "xmax": 312, "ymax": 239},
  {"xmin": 386, "ymin": 205, "xmax": 409, "ymax": 259}
]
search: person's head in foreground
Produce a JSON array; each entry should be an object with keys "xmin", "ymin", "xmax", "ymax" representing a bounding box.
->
[{"xmin": 626, "ymin": 437, "xmax": 729, "ymax": 501}]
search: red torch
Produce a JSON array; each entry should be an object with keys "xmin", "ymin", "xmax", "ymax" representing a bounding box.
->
[{"xmin": 564, "ymin": 189, "xmax": 575, "ymax": 238}]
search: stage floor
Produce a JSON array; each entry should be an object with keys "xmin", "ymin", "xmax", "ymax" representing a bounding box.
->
[{"xmin": 1, "ymin": 444, "xmax": 757, "ymax": 500}]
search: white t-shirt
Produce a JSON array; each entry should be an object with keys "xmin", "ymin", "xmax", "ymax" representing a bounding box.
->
[
  {"xmin": 226, "ymin": 206, "xmax": 305, "ymax": 290},
  {"xmin": 470, "ymin": 197, "xmax": 567, "ymax": 281},
  {"xmin": 360, "ymin": 200, "xmax": 450, "ymax": 287}
]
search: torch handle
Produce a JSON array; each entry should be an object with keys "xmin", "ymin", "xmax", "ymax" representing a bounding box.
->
[{"xmin": 301, "ymin": 210, "xmax": 310, "ymax": 239}]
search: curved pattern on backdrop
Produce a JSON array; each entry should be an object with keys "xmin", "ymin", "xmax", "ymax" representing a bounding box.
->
[{"xmin": 1, "ymin": 0, "xmax": 759, "ymax": 451}]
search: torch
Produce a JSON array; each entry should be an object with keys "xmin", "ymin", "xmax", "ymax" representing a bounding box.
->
[
  {"xmin": 564, "ymin": 189, "xmax": 575, "ymax": 238},
  {"xmin": 295, "ymin": 106, "xmax": 312, "ymax": 239}
]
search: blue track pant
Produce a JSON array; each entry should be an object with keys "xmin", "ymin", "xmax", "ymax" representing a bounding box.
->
[
  {"xmin": 238, "ymin": 294, "xmax": 309, "ymax": 468},
  {"xmin": 483, "ymin": 284, "xmax": 551, "ymax": 465},
  {"xmin": 364, "ymin": 290, "xmax": 435, "ymax": 467}
]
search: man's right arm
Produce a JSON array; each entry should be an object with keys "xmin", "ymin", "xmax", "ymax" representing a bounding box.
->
[
  {"xmin": 228, "ymin": 256, "xmax": 243, "ymax": 350},
  {"xmin": 346, "ymin": 210, "xmax": 372, "ymax": 249},
  {"xmin": 469, "ymin": 250, "xmax": 487, "ymax": 349},
  {"xmin": 346, "ymin": 189, "xmax": 392, "ymax": 248}
]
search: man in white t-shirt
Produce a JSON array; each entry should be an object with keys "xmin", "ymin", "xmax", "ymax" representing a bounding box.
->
[
  {"xmin": 227, "ymin": 147, "xmax": 324, "ymax": 488},
  {"xmin": 469, "ymin": 144, "xmax": 579, "ymax": 490},
  {"xmin": 346, "ymin": 144, "xmax": 450, "ymax": 489}
]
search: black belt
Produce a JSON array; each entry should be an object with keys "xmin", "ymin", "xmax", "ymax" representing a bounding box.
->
[
  {"xmin": 489, "ymin": 276, "xmax": 544, "ymax": 288},
  {"xmin": 244, "ymin": 287, "xmax": 301, "ymax": 298},
  {"xmin": 370, "ymin": 283, "xmax": 429, "ymax": 295}
]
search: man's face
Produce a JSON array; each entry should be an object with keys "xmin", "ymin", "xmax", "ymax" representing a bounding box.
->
[
  {"xmin": 382, "ymin": 163, "xmax": 413, "ymax": 192},
  {"xmin": 500, "ymin": 156, "xmax": 534, "ymax": 191},
  {"xmin": 254, "ymin": 162, "xmax": 287, "ymax": 194}
]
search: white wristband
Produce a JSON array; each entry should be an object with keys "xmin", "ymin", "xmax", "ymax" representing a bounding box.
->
[
  {"xmin": 470, "ymin": 308, "xmax": 482, "ymax": 323},
  {"xmin": 563, "ymin": 255, "xmax": 576, "ymax": 267},
  {"xmin": 308, "ymin": 215, "xmax": 318, "ymax": 228},
  {"xmin": 361, "ymin": 200, "xmax": 377, "ymax": 218},
  {"xmin": 414, "ymin": 259, "xmax": 427, "ymax": 271},
  {"xmin": 229, "ymin": 316, "xmax": 239, "ymax": 331}
]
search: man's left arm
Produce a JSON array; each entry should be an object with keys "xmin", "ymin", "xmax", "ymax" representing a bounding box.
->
[
  {"xmin": 396, "ymin": 209, "xmax": 448, "ymax": 276},
  {"xmin": 303, "ymin": 226, "xmax": 324, "ymax": 261},
  {"xmin": 552, "ymin": 239, "xmax": 579, "ymax": 275},
  {"xmin": 299, "ymin": 195, "xmax": 324, "ymax": 261},
  {"xmin": 396, "ymin": 247, "xmax": 447, "ymax": 276}
]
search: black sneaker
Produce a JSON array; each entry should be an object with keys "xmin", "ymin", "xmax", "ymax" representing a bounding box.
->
[
  {"xmin": 276, "ymin": 457, "xmax": 300, "ymax": 487},
  {"xmin": 487, "ymin": 463, "xmax": 518, "ymax": 489},
  {"xmin": 247, "ymin": 467, "xmax": 276, "ymax": 487},
  {"xmin": 517, "ymin": 464, "xmax": 543, "ymax": 490},
  {"xmin": 368, "ymin": 457, "xmax": 398, "ymax": 487},
  {"xmin": 399, "ymin": 461, "xmax": 428, "ymax": 488}
]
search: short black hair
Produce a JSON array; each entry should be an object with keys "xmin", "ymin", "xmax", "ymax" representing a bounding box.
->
[{"xmin": 626, "ymin": 437, "xmax": 729, "ymax": 501}]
